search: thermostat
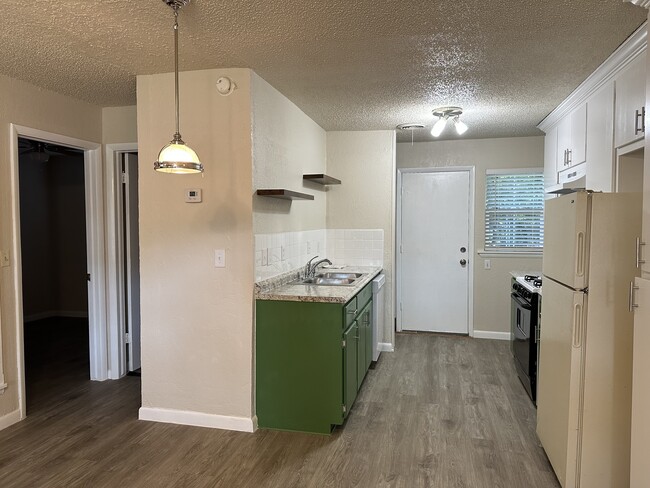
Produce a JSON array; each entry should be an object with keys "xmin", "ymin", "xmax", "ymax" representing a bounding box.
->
[{"xmin": 185, "ymin": 188, "xmax": 202, "ymax": 203}]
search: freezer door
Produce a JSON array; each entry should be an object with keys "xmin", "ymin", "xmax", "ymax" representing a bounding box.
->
[
  {"xmin": 542, "ymin": 191, "xmax": 589, "ymax": 290},
  {"xmin": 537, "ymin": 278, "xmax": 586, "ymax": 488}
]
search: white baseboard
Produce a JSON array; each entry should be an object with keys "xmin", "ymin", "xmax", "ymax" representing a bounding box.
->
[
  {"xmin": 24, "ymin": 310, "xmax": 89, "ymax": 322},
  {"xmin": 378, "ymin": 342, "xmax": 394, "ymax": 352},
  {"xmin": 139, "ymin": 407, "xmax": 256, "ymax": 433},
  {"xmin": 472, "ymin": 330, "xmax": 511, "ymax": 341},
  {"xmin": 0, "ymin": 409, "xmax": 22, "ymax": 431}
]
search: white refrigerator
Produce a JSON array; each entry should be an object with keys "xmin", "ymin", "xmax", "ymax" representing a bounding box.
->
[{"xmin": 537, "ymin": 191, "xmax": 641, "ymax": 488}]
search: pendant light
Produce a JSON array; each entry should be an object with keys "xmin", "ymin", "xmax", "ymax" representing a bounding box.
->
[
  {"xmin": 154, "ymin": 0, "xmax": 203, "ymax": 174},
  {"xmin": 431, "ymin": 106, "xmax": 468, "ymax": 138}
]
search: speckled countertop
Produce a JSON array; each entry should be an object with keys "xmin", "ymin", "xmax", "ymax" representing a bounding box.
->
[{"xmin": 255, "ymin": 266, "xmax": 383, "ymax": 304}]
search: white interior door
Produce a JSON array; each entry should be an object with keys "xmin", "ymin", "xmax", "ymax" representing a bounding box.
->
[
  {"xmin": 399, "ymin": 170, "xmax": 470, "ymax": 333},
  {"xmin": 123, "ymin": 153, "xmax": 141, "ymax": 372}
]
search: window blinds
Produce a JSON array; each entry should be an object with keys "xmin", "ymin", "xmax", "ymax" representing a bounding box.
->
[{"xmin": 485, "ymin": 171, "xmax": 544, "ymax": 250}]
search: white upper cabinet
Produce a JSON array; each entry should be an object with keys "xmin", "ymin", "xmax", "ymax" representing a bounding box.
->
[
  {"xmin": 586, "ymin": 81, "xmax": 615, "ymax": 192},
  {"xmin": 615, "ymin": 51, "xmax": 647, "ymax": 149},
  {"xmin": 556, "ymin": 104, "xmax": 587, "ymax": 171}
]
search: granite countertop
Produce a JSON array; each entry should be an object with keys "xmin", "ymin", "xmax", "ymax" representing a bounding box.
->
[{"xmin": 255, "ymin": 265, "xmax": 383, "ymax": 304}]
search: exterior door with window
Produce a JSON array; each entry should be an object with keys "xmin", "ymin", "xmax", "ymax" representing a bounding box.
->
[{"xmin": 399, "ymin": 170, "xmax": 471, "ymax": 334}]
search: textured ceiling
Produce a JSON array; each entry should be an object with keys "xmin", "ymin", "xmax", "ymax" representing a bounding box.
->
[{"xmin": 2, "ymin": 0, "xmax": 647, "ymax": 142}]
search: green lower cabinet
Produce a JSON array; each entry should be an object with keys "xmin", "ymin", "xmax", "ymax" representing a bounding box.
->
[{"xmin": 256, "ymin": 282, "xmax": 374, "ymax": 434}]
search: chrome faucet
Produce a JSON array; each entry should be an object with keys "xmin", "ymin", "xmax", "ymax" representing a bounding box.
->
[{"xmin": 304, "ymin": 256, "xmax": 332, "ymax": 278}]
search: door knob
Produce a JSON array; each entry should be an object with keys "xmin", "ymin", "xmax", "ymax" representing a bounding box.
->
[
  {"xmin": 460, "ymin": 259, "xmax": 467, "ymax": 266},
  {"xmin": 460, "ymin": 247, "xmax": 466, "ymax": 253}
]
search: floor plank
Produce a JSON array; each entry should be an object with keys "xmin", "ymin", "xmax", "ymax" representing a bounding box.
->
[{"xmin": 0, "ymin": 328, "xmax": 560, "ymax": 487}]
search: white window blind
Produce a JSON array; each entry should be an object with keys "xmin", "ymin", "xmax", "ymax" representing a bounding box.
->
[{"xmin": 485, "ymin": 170, "xmax": 544, "ymax": 251}]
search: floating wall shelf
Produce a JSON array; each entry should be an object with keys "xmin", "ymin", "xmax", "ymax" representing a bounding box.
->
[
  {"xmin": 303, "ymin": 174, "xmax": 342, "ymax": 185},
  {"xmin": 256, "ymin": 189, "xmax": 314, "ymax": 200}
]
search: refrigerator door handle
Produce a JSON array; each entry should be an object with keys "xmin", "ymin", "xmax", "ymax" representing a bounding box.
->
[
  {"xmin": 629, "ymin": 281, "xmax": 640, "ymax": 312},
  {"xmin": 636, "ymin": 237, "xmax": 646, "ymax": 269},
  {"xmin": 572, "ymin": 303, "xmax": 584, "ymax": 348},
  {"xmin": 576, "ymin": 232, "xmax": 585, "ymax": 277}
]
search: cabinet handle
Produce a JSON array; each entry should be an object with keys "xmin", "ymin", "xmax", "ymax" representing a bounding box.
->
[
  {"xmin": 564, "ymin": 149, "xmax": 568, "ymax": 166},
  {"xmin": 629, "ymin": 281, "xmax": 640, "ymax": 312},
  {"xmin": 568, "ymin": 149, "xmax": 572, "ymax": 164},
  {"xmin": 347, "ymin": 309, "xmax": 358, "ymax": 315},
  {"xmin": 635, "ymin": 108, "xmax": 645, "ymax": 135},
  {"xmin": 636, "ymin": 237, "xmax": 646, "ymax": 269}
]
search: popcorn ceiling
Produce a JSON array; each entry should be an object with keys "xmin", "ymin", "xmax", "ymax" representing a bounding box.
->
[{"xmin": 0, "ymin": 0, "xmax": 645, "ymax": 141}]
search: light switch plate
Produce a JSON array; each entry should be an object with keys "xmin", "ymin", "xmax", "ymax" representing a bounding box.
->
[
  {"xmin": 215, "ymin": 249, "xmax": 226, "ymax": 268},
  {"xmin": 484, "ymin": 259, "xmax": 491, "ymax": 270}
]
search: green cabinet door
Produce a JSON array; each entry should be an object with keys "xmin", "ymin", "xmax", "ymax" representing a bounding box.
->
[
  {"xmin": 357, "ymin": 313, "xmax": 366, "ymax": 389},
  {"xmin": 343, "ymin": 322, "xmax": 358, "ymax": 417},
  {"xmin": 363, "ymin": 301, "xmax": 373, "ymax": 372}
]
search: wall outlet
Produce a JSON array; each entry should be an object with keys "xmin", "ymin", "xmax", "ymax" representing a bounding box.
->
[
  {"xmin": 215, "ymin": 249, "xmax": 226, "ymax": 268},
  {"xmin": 0, "ymin": 250, "xmax": 9, "ymax": 268},
  {"xmin": 484, "ymin": 259, "xmax": 491, "ymax": 270},
  {"xmin": 261, "ymin": 248, "xmax": 268, "ymax": 266}
]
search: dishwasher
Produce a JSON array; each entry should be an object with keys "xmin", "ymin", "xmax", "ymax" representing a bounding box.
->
[{"xmin": 371, "ymin": 273, "xmax": 385, "ymax": 364}]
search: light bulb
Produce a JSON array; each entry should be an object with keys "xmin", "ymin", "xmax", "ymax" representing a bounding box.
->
[
  {"xmin": 431, "ymin": 117, "xmax": 448, "ymax": 137},
  {"xmin": 454, "ymin": 117, "xmax": 468, "ymax": 135}
]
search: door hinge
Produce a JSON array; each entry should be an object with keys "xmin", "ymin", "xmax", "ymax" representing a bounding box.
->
[
  {"xmin": 121, "ymin": 171, "xmax": 127, "ymax": 184},
  {"xmin": 125, "ymin": 333, "xmax": 131, "ymax": 344},
  {"xmin": 86, "ymin": 273, "xmax": 91, "ymax": 282},
  {"xmin": 342, "ymin": 339, "xmax": 346, "ymax": 348},
  {"xmin": 342, "ymin": 404, "xmax": 346, "ymax": 414}
]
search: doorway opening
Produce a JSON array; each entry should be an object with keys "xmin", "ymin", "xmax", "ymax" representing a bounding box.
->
[
  {"xmin": 396, "ymin": 167, "xmax": 475, "ymax": 335},
  {"xmin": 18, "ymin": 138, "xmax": 89, "ymax": 412}
]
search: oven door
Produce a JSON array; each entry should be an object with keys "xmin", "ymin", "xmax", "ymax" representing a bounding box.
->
[{"xmin": 511, "ymin": 292, "xmax": 532, "ymax": 374}]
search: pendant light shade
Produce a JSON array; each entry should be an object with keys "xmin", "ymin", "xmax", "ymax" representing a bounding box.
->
[{"xmin": 154, "ymin": 0, "xmax": 203, "ymax": 174}]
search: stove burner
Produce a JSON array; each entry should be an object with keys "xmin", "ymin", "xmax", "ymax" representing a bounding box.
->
[
  {"xmin": 533, "ymin": 279, "xmax": 542, "ymax": 288},
  {"xmin": 524, "ymin": 274, "xmax": 540, "ymax": 282}
]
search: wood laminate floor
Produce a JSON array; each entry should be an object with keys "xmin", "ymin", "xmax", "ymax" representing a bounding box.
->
[{"xmin": 0, "ymin": 332, "xmax": 560, "ymax": 488}]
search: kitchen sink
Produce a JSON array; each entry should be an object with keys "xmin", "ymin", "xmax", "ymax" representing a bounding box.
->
[
  {"xmin": 316, "ymin": 272, "xmax": 364, "ymax": 280},
  {"xmin": 299, "ymin": 277, "xmax": 356, "ymax": 286}
]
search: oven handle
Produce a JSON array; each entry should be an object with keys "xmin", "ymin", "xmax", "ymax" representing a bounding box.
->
[{"xmin": 511, "ymin": 293, "xmax": 532, "ymax": 310}]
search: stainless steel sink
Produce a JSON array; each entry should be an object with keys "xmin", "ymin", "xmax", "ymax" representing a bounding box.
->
[
  {"xmin": 299, "ymin": 277, "xmax": 356, "ymax": 286},
  {"xmin": 316, "ymin": 272, "xmax": 364, "ymax": 280}
]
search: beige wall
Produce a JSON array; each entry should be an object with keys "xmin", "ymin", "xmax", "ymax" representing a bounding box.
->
[
  {"xmin": 102, "ymin": 106, "xmax": 137, "ymax": 144},
  {"xmin": 0, "ymin": 74, "xmax": 102, "ymax": 420},
  {"xmin": 251, "ymin": 73, "xmax": 327, "ymax": 234},
  {"xmin": 137, "ymin": 68, "xmax": 255, "ymax": 421},
  {"xmin": 326, "ymin": 131, "xmax": 396, "ymax": 346},
  {"xmin": 397, "ymin": 136, "xmax": 544, "ymax": 334}
]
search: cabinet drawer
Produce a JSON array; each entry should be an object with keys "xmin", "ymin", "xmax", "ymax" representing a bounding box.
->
[
  {"xmin": 344, "ymin": 296, "xmax": 358, "ymax": 328},
  {"xmin": 357, "ymin": 283, "xmax": 373, "ymax": 310}
]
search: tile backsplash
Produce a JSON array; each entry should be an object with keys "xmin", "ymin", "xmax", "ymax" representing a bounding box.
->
[{"xmin": 254, "ymin": 228, "xmax": 384, "ymax": 282}]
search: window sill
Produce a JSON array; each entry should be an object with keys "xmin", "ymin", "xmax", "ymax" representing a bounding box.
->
[{"xmin": 477, "ymin": 249, "xmax": 543, "ymax": 258}]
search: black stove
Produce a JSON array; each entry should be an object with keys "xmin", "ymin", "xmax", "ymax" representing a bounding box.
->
[{"xmin": 511, "ymin": 275, "xmax": 542, "ymax": 404}]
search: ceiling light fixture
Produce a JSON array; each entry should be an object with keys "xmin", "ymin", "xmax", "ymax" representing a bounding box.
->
[
  {"xmin": 431, "ymin": 106, "xmax": 468, "ymax": 137},
  {"xmin": 154, "ymin": 0, "xmax": 203, "ymax": 174}
]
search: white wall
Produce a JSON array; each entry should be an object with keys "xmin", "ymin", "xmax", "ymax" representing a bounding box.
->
[
  {"xmin": 137, "ymin": 68, "xmax": 255, "ymax": 430},
  {"xmin": 326, "ymin": 131, "xmax": 396, "ymax": 349},
  {"xmin": 251, "ymin": 72, "xmax": 327, "ymax": 235},
  {"xmin": 0, "ymin": 74, "xmax": 102, "ymax": 424},
  {"xmin": 397, "ymin": 136, "xmax": 544, "ymax": 335}
]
